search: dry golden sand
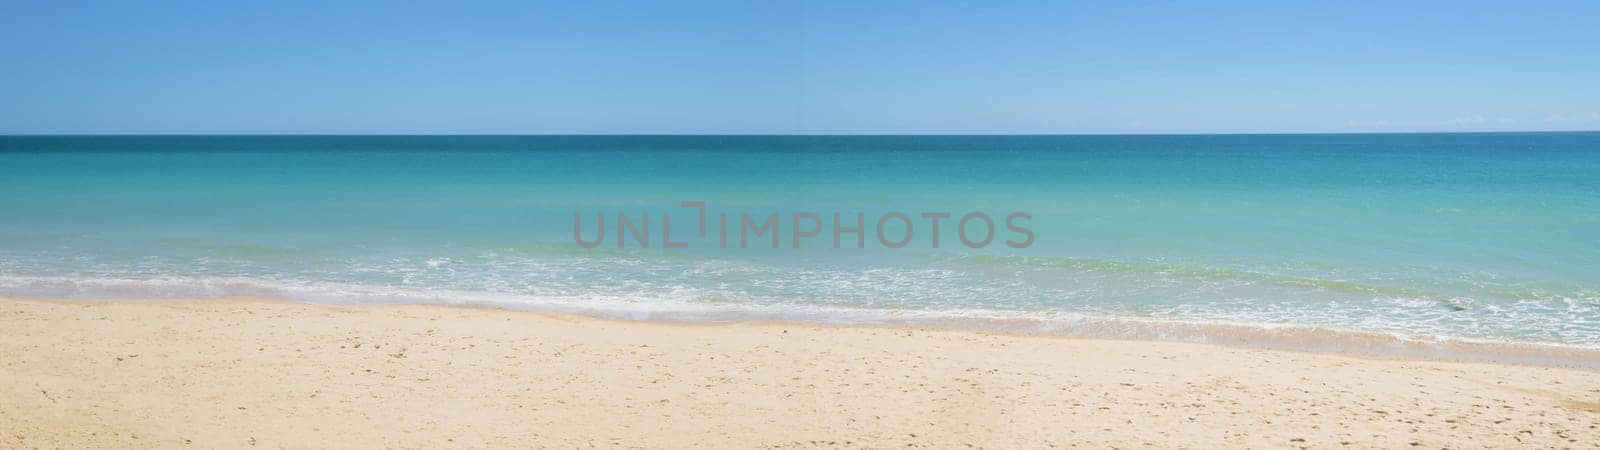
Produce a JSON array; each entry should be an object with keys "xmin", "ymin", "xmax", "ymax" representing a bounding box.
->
[{"xmin": 2, "ymin": 298, "xmax": 1599, "ymax": 449}]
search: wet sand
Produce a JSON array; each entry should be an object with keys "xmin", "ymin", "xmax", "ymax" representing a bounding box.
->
[{"xmin": 3, "ymin": 298, "xmax": 1598, "ymax": 448}]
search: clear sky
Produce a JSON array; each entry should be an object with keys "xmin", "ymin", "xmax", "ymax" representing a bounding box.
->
[{"xmin": 2, "ymin": 0, "xmax": 1597, "ymax": 134}]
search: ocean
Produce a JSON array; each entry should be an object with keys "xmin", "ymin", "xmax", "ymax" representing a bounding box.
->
[{"xmin": 3, "ymin": 134, "xmax": 1598, "ymax": 363}]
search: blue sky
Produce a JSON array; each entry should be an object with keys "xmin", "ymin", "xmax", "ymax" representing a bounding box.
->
[{"xmin": 2, "ymin": 0, "xmax": 1597, "ymax": 134}]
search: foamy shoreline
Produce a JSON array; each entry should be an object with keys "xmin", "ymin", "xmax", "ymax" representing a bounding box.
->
[
  {"xmin": 4, "ymin": 297, "xmax": 1599, "ymax": 448},
  {"xmin": 6, "ymin": 275, "xmax": 1600, "ymax": 368}
]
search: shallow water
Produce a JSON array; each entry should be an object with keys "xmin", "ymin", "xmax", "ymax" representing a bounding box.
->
[{"xmin": 2, "ymin": 134, "xmax": 1598, "ymax": 362}]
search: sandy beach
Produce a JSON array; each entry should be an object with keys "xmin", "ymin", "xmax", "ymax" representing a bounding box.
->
[{"xmin": 2, "ymin": 298, "xmax": 1597, "ymax": 449}]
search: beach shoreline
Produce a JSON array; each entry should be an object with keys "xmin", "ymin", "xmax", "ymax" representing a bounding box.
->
[
  {"xmin": 6, "ymin": 286, "xmax": 1599, "ymax": 369},
  {"xmin": 4, "ymin": 297, "xmax": 1598, "ymax": 448}
]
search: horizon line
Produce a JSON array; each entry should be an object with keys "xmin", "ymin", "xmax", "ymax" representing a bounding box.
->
[{"xmin": 2, "ymin": 129, "xmax": 1598, "ymax": 138}]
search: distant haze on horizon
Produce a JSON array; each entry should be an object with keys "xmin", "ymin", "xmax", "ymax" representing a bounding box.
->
[{"xmin": 2, "ymin": 0, "xmax": 1598, "ymax": 135}]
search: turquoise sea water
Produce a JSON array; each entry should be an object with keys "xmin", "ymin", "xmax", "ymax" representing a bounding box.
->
[{"xmin": 3, "ymin": 134, "xmax": 1598, "ymax": 362}]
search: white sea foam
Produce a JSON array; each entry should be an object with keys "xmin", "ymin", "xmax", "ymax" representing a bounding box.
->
[{"xmin": 3, "ymin": 274, "xmax": 1598, "ymax": 368}]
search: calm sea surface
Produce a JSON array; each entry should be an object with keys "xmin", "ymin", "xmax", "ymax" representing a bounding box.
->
[{"xmin": 3, "ymin": 134, "xmax": 1598, "ymax": 361}]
